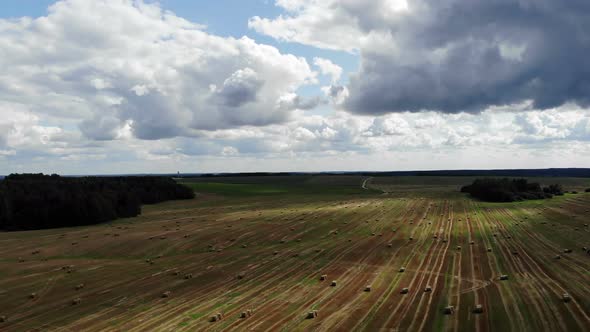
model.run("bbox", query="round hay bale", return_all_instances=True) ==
[161,291,171,298]
[399,267,405,273]
[75,283,85,290]
[562,293,571,303]
[400,288,409,294]
[555,255,561,260]
[306,310,318,319]
[320,274,327,281]
[29,293,37,299]
[71,298,81,305]
[563,249,572,253]
[424,286,432,292]
[443,306,454,315]
[237,273,245,280]
[487,248,492,252]
[473,304,483,314]
[456,246,462,250]
[0,315,7,323]
[331,280,337,287]
[184,273,193,280]
[499,274,509,281]
[364,285,372,292]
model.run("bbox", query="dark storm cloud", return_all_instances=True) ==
[345,0,590,114]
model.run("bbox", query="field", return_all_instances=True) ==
[0,176,589,331]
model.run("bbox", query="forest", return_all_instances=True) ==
[0,174,195,231]
[460,178,564,202]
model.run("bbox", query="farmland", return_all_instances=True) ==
[0,175,589,331]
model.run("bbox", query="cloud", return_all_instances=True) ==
[0,0,317,141]
[253,0,590,114]
[215,68,264,107]
[313,57,343,83]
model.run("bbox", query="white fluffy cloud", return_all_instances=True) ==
[0,0,317,141]
[313,57,342,83]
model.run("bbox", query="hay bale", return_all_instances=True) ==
[387,243,393,248]
[320,274,327,281]
[237,273,245,280]
[161,291,171,298]
[18,257,25,263]
[399,267,405,272]
[241,244,247,248]
[499,274,509,280]
[184,273,193,280]
[469,241,475,245]
[331,280,337,287]
[364,285,372,292]
[562,293,571,303]
[424,285,432,292]
[563,249,572,253]
[409,237,414,241]
[75,283,85,290]
[71,298,81,305]
[0,315,6,323]
[400,288,409,294]
[240,310,253,318]
[443,306,454,315]
[555,255,561,260]
[473,304,483,313]
[442,239,448,243]
[456,246,461,250]
[29,293,37,299]
[306,310,318,319]
[210,313,223,322]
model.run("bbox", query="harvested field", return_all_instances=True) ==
[0,175,588,331]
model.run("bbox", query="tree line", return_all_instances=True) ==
[0,174,195,231]
[461,178,564,202]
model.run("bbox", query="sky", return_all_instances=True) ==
[1,0,590,175]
